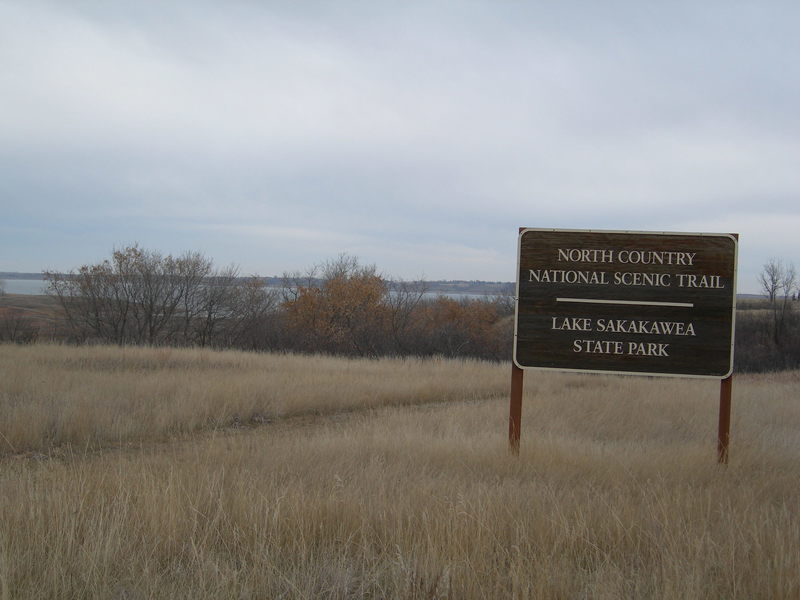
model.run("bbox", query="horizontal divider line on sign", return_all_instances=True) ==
[555,297,695,308]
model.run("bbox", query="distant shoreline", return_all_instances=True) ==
[0,272,765,298]
[0,272,45,280]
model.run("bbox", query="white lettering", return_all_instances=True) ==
[573,339,624,354]
[613,272,672,287]
[552,317,593,331]
[558,249,615,263]
[529,270,610,285]
[627,342,670,357]
[595,319,696,336]
[676,274,725,289]
[617,250,696,266]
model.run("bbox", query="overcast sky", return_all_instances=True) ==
[2,1,799,292]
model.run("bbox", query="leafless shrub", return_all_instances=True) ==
[0,307,39,343]
[44,245,277,348]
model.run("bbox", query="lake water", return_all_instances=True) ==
[1,279,48,295]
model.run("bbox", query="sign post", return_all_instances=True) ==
[717,374,733,464]
[509,362,524,455]
[510,229,738,461]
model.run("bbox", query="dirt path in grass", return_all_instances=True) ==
[2,394,499,465]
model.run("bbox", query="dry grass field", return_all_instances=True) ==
[1,344,799,598]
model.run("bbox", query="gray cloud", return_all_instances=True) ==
[2,1,799,289]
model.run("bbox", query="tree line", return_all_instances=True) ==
[2,246,798,371]
[36,245,513,360]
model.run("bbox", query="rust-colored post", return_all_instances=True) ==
[717,375,733,464]
[509,362,524,455]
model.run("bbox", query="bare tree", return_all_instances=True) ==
[45,245,238,345]
[222,276,280,349]
[759,258,783,302]
[183,265,241,347]
[779,262,797,298]
[0,308,39,343]
[386,278,428,354]
[758,258,798,346]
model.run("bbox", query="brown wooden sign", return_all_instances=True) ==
[513,229,737,378]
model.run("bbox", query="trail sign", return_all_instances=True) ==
[513,229,737,378]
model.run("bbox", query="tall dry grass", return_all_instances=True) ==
[1,344,800,598]
[0,344,506,455]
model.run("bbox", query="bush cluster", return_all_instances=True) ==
[39,247,514,361]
